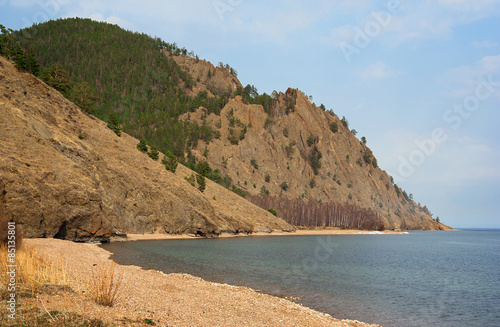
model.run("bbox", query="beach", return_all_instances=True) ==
[23,237,382,326]
[126,229,406,241]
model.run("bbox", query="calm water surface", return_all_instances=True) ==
[102,230,500,327]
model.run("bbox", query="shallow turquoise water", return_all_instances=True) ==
[102,230,500,327]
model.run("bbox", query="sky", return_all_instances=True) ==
[1,0,499,228]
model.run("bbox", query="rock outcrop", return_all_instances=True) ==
[0,56,293,242]
[172,58,451,231]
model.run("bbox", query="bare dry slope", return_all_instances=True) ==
[0,56,292,241]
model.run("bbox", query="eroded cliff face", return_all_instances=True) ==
[167,50,242,97]
[0,56,293,241]
[173,57,450,231]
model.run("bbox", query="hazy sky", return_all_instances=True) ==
[1,0,499,228]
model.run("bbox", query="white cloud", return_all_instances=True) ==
[378,129,500,188]
[440,54,500,99]
[328,1,500,49]
[86,13,132,29]
[356,61,402,80]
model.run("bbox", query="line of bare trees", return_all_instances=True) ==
[247,195,384,231]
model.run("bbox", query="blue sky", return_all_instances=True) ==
[1,0,499,228]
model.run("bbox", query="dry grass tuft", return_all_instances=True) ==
[0,243,68,298]
[0,241,75,326]
[0,304,111,327]
[89,261,123,307]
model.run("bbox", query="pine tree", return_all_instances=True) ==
[137,138,148,152]
[70,81,97,113]
[148,146,159,161]
[10,43,28,71]
[40,63,72,97]
[196,174,206,193]
[309,146,323,175]
[26,49,40,76]
[161,151,178,173]
[0,25,14,57]
[107,112,122,136]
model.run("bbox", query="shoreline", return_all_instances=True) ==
[125,228,408,241]
[25,238,382,326]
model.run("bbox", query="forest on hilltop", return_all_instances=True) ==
[11,18,277,167]
[12,18,229,158]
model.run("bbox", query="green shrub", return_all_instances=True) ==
[162,151,178,173]
[239,125,247,140]
[228,128,239,144]
[307,134,315,147]
[70,81,97,114]
[195,161,212,177]
[309,178,316,188]
[231,185,247,197]
[185,174,196,186]
[250,158,258,170]
[137,138,148,152]
[285,141,296,158]
[363,149,373,165]
[40,63,72,97]
[148,146,159,161]
[341,116,349,128]
[196,174,206,193]
[329,121,338,133]
[107,112,122,136]
[309,146,322,175]
[267,208,277,216]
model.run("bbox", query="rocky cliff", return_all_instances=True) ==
[170,54,450,231]
[0,56,293,241]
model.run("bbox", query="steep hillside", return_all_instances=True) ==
[0,56,293,241]
[11,18,451,230]
[177,85,446,230]
[160,50,450,230]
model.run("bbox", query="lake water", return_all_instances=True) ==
[101,230,500,327]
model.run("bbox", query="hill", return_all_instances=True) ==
[10,18,451,231]
[0,55,293,241]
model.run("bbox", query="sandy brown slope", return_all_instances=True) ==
[0,56,292,241]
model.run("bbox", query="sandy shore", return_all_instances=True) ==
[25,238,382,327]
[126,229,406,241]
